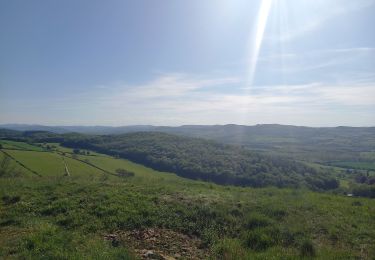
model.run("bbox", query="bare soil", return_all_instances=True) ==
[104,228,209,259]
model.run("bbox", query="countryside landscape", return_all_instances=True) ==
[1,0,375,259]
[0,125,374,259]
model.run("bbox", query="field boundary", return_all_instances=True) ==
[0,149,42,177]
[56,151,118,177]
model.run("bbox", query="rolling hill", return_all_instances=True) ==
[53,132,338,190]
[2,124,374,163]
[0,139,374,259]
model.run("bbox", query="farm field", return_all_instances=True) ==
[4,150,104,178]
[328,161,375,171]
[0,139,45,151]
[1,141,375,259]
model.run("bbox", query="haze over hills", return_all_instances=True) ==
[2,123,375,162]
[2,123,375,135]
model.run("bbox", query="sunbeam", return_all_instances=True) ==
[240,0,274,128]
[246,0,274,88]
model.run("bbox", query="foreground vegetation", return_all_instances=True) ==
[0,141,375,259]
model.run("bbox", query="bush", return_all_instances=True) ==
[213,238,247,260]
[300,239,316,257]
[243,229,274,251]
[116,168,135,178]
[352,185,375,198]
[2,195,21,205]
[244,213,272,230]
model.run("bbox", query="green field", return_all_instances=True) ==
[0,140,45,151]
[329,161,375,171]
[5,149,105,178]
[0,151,35,177]
[1,141,375,259]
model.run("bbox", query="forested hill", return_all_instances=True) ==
[56,132,338,190]
[157,125,375,162]
[2,124,374,162]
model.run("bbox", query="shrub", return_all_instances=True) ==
[115,168,135,178]
[213,238,247,260]
[244,213,272,230]
[352,185,375,198]
[300,239,316,257]
[351,201,363,206]
[2,195,21,205]
[243,229,274,251]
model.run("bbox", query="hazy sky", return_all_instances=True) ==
[1,0,375,126]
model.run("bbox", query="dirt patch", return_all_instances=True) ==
[105,228,209,259]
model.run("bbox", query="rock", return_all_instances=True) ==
[143,250,164,259]
[104,234,117,240]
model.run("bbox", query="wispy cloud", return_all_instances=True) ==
[1,73,374,126]
[255,47,375,85]
[74,74,375,126]
[122,74,239,98]
[268,0,375,42]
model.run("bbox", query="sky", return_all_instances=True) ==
[0,0,375,126]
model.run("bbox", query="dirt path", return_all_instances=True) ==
[62,156,70,176]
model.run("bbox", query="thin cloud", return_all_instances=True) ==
[85,74,375,125]
[2,74,374,126]
[268,0,375,42]
[257,47,375,80]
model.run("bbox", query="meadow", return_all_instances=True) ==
[0,141,375,259]
[328,161,375,171]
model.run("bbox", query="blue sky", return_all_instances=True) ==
[1,0,374,126]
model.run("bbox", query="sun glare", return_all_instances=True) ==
[246,0,274,88]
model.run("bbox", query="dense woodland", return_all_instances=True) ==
[2,124,375,163]
[4,128,375,193]
[26,131,339,190]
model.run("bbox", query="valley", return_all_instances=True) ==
[1,133,375,259]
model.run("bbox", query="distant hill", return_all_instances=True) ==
[159,124,375,162]
[0,124,157,134]
[1,124,374,162]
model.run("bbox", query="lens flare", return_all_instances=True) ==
[247,0,273,88]
[239,0,274,133]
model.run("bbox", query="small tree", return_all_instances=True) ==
[73,149,80,154]
[300,240,316,257]
[116,168,135,178]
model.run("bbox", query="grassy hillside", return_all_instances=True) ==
[0,139,45,151]
[5,150,104,178]
[0,141,375,259]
